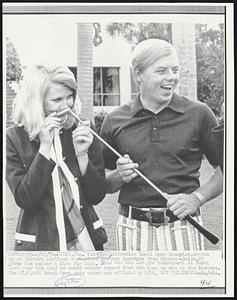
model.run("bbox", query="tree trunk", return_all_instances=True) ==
[77,23,94,122]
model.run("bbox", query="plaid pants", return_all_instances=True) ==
[116,215,204,251]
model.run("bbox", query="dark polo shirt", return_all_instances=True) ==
[100,93,219,208]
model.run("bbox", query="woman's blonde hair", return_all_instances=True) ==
[131,38,177,85]
[12,63,80,140]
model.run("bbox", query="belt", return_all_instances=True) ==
[119,204,200,226]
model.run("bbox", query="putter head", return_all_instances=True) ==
[56,107,76,129]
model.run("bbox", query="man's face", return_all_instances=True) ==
[138,51,180,104]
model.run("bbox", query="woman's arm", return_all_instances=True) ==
[76,123,106,205]
[6,115,60,211]
[6,131,56,211]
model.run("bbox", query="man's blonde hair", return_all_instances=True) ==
[12,63,80,140]
[131,38,177,85]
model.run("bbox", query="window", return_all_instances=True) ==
[93,67,120,106]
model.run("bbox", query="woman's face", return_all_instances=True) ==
[137,50,180,105]
[43,82,74,116]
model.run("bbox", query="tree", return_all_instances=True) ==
[106,23,172,47]
[77,23,94,121]
[6,37,22,82]
[195,24,224,117]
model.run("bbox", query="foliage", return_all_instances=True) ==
[106,23,172,47]
[195,24,224,117]
[94,110,107,133]
[6,37,22,83]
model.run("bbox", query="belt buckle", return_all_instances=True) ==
[146,208,170,227]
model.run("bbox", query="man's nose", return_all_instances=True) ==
[166,69,176,80]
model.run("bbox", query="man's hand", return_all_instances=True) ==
[166,193,201,219]
[116,154,139,183]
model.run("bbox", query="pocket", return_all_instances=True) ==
[14,232,36,251]
[82,206,108,246]
[93,218,104,230]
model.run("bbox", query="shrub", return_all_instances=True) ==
[94,110,108,133]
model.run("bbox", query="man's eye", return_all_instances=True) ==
[156,70,165,74]
[172,68,179,74]
[52,98,62,102]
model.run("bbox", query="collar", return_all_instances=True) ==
[130,94,145,116]
[130,93,185,117]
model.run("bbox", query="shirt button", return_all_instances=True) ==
[59,130,63,135]
[62,156,66,161]
[16,240,22,246]
[80,205,83,209]
[74,177,78,182]
[153,127,157,130]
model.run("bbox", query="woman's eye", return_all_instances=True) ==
[52,98,62,102]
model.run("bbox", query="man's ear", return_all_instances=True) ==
[135,69,142,84]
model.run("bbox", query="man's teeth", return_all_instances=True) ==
[161,85,173,90]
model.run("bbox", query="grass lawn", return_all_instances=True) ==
[4,158,223,251]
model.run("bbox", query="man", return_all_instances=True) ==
[100,38,223,251]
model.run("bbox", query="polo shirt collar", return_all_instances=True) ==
[168,93,185,114]
[130,93,185,116]
[130,94,144,116]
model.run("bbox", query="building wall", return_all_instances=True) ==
[93,25,132,113]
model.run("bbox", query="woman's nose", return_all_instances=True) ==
[67,98,74,108]
[59,99,68,110]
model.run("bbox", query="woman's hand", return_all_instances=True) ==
[72,120,93,157]
[116,154,139,183]
[39,113,60,159]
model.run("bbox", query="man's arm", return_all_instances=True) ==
[105,169,124,194]
[105,154,139,194]
[192,166,223,205]
[167,166,223,219]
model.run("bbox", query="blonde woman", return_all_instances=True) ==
[6,64,107,251]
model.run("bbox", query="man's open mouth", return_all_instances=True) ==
[161,84,173,92]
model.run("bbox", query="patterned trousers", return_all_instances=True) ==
[116,214,204,251]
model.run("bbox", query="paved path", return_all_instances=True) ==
[5,159,223,251]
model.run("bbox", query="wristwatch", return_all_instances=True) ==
[192,191,205,206]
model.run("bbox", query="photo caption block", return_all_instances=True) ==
[4,251,224,288]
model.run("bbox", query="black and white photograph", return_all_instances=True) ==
[2,2,234,298]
